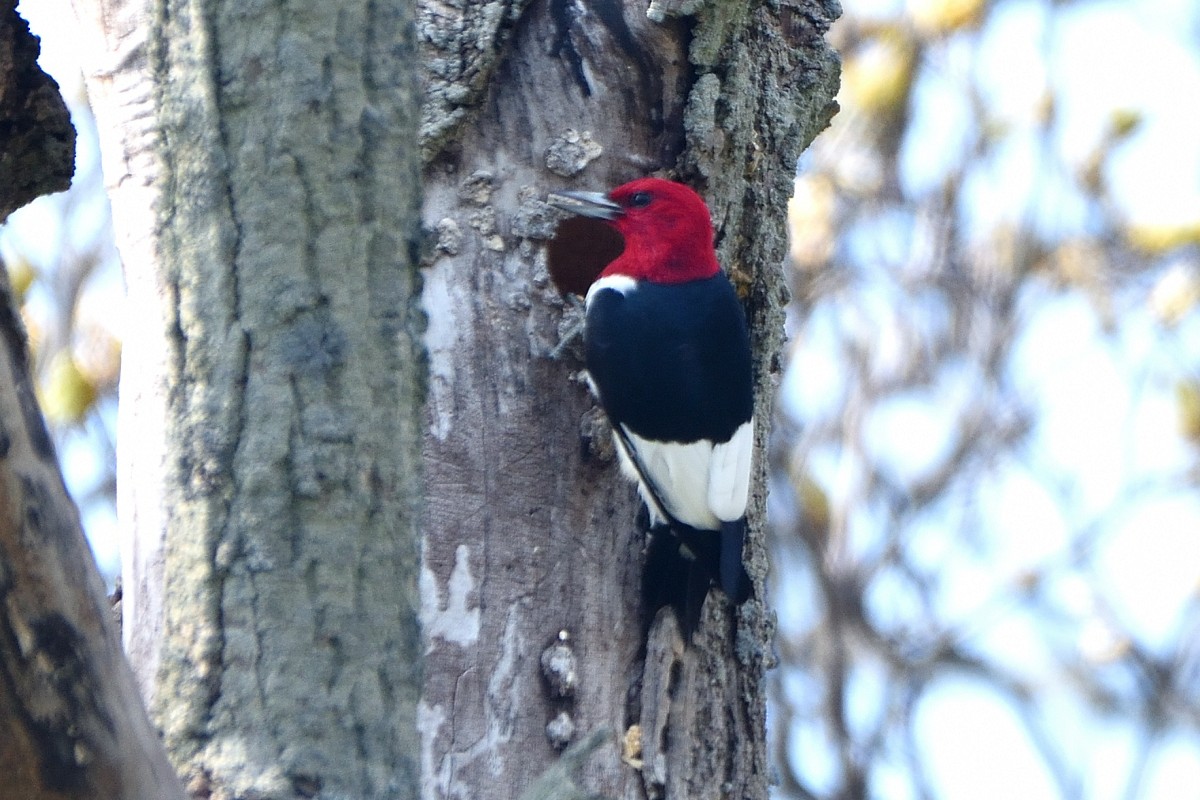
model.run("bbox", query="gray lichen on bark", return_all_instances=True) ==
[79,0,429,797]
[418,0,535,160]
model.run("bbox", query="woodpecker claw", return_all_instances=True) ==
[549,316,585,359]
[549,295,587,359]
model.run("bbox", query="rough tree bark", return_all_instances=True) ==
[73,0,427,797]
[0,5,183,797]
[418,2,839,799]
[0,269,186,800]
[0,0,74,218]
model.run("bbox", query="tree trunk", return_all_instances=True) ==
[74,0,427,796]
[0,0,74,219]
[417,2,839,799]
[0,269,186,800]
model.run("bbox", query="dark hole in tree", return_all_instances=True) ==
[546,216,624,296]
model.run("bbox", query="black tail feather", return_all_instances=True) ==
[641,526,711,638]
[720,519,752,604]
[641,520,752,639]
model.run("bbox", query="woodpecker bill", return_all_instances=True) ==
[547,178,754,611]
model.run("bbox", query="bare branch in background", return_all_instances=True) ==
[772,1,1200,796]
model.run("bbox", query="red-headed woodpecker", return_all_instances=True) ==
[547,178,754,620]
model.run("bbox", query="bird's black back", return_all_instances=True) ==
[584,274,753,445]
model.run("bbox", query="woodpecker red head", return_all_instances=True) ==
[547,178,754,625]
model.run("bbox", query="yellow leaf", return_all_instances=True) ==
[788,175,836,271]
[1176,381,1200,443]
[842,30,916,115]
[5,253,36,304]
[1127,222,1200,255]
[1107,108,1143,141]
[909,0,986,35]
[40,353,98,426]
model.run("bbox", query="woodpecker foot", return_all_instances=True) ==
[549,296,586,359]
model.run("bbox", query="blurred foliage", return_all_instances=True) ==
[772,0,1200,798]
[0,85,120,576]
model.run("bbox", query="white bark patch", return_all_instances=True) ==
[420,544,481,650]
[421,261,462,440]
[432,607,525,798]
[417,700,447,800]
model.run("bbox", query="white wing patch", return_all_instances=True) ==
[708,420,753,521]
[614,419,754,531]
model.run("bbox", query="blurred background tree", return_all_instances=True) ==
[6,0,1200,798]
[771,0,1200,797]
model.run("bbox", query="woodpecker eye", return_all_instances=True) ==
[628,192,653,208]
